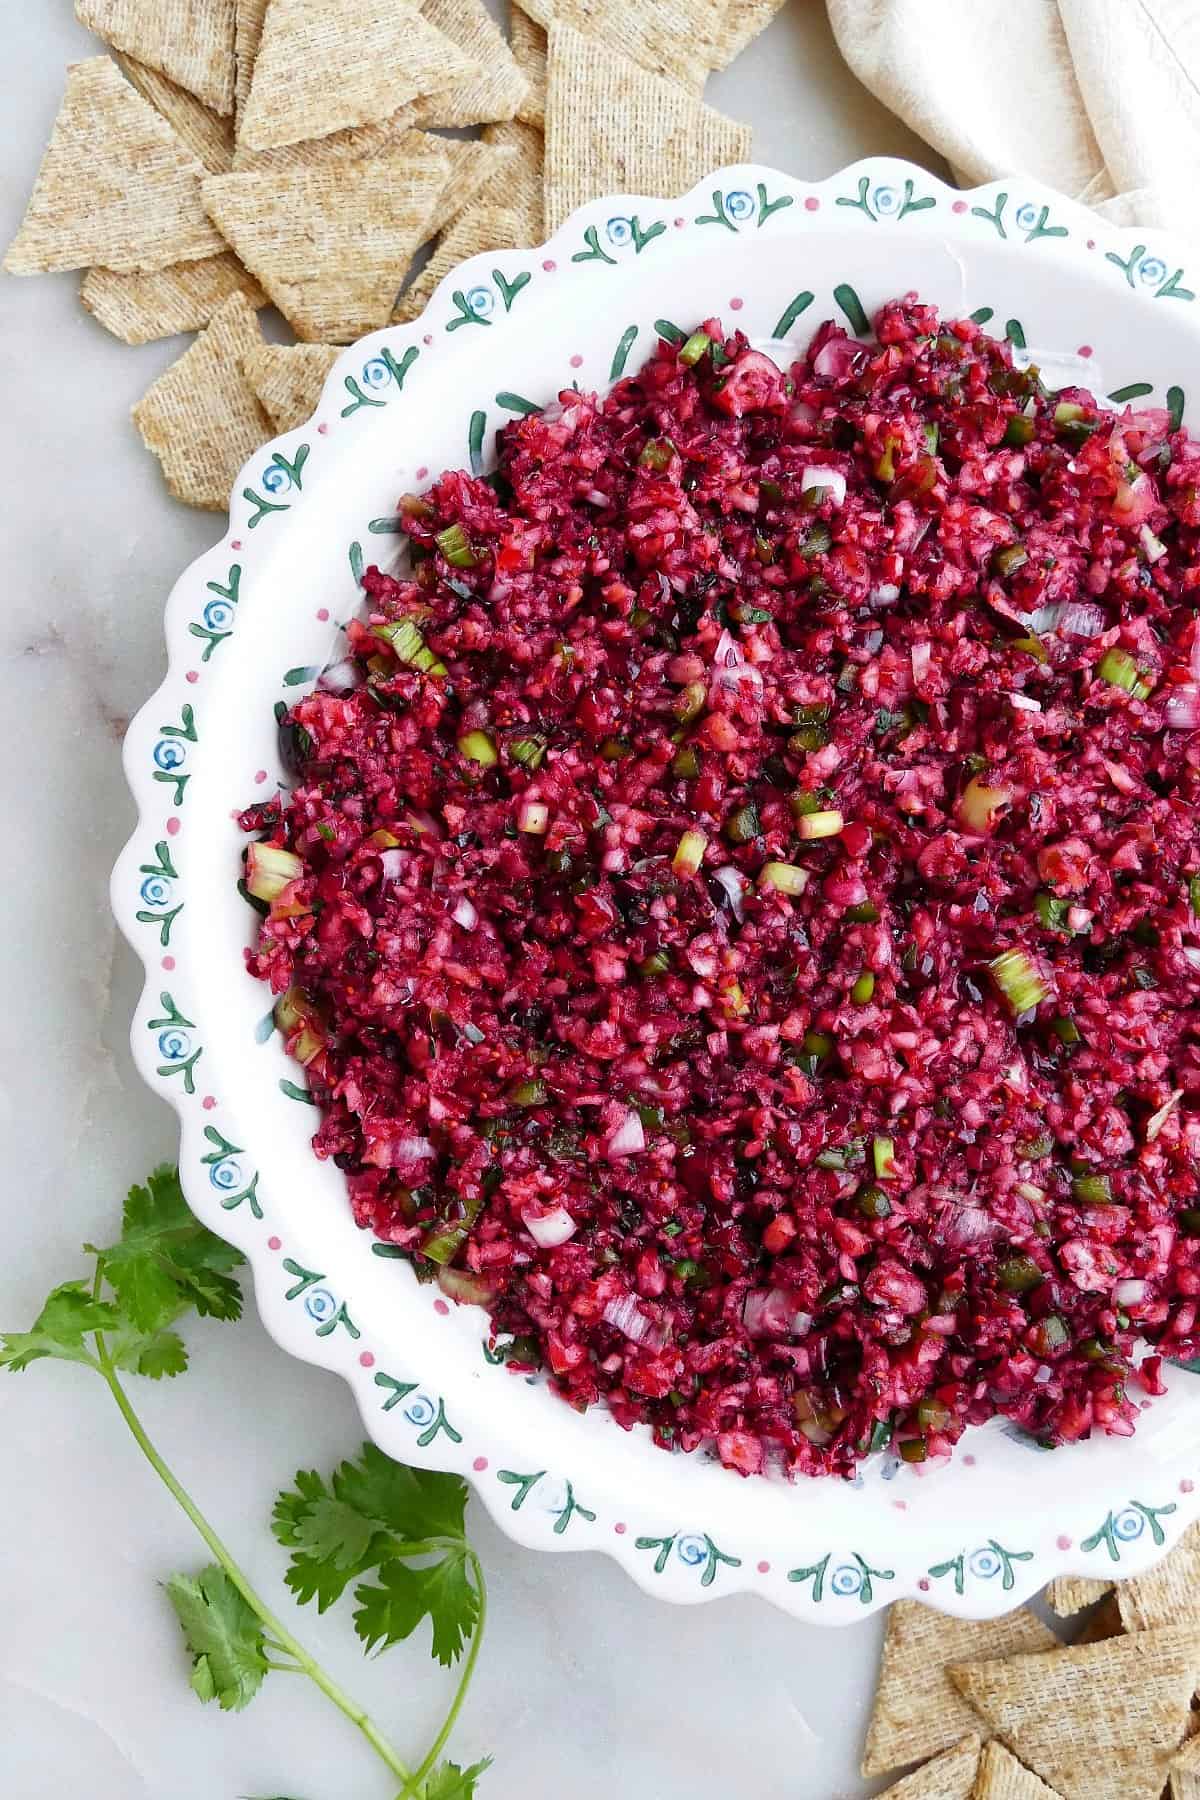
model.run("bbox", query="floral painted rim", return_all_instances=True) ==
[113,158,1200,1624]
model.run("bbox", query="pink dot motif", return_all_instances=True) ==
[254,769,267,785]
[757,1559,770,1574]
[202,1095,216,1110]
[473,1456,489,1472]
[614,1521,627,1535]
[186,671,199,684]
[1182,1479,1196,1494]
[674,216,686,228]
[569,353,583,368]
[231,540,242,551]
[918,1577,930,1591]
[542,259,557,272]
[423,334,433,346]
[804,196,820,212]
[952,200,968,214]
[1077,344,1093,358]
[267,1235,282,1251]
[416,465,429,481]
[1057,1535,1072,1550]
[166,817,180,836]
[316,607,330,622]
[729,296,743,311]
[433,1298,450,1315]
[359,1351,375,1368]
[162,956,175,971]
[318,423,329,436]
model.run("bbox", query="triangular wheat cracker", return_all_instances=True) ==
[518,0,725,88]
[76,0,237,114]
[116,53,234,172]
[711,0,788,68]
[242,343,339,433]
[132,290,268,509]
[232,112,414,174]
[1044,1577,1112,1618]
[949,1626,1200,1800]
[5,59,225,276]
[234,0,266,125]
[203,150,449,341]
[480,120,544,242]
[861,1601,1057,1778]
[238,0,480,151]
[511,7,548,128]
[972,1741,1063,1800]
[394,205,524,323]
[877,1735,982,1799]
[1116,1523,1200,1633]
[411,0,529,128]
[82,252,266,343]
[1172,1734,1200,1800]
[544,25,751,235]
[419,136,518,238]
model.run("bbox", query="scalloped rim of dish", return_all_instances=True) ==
[112,157,1200,1624]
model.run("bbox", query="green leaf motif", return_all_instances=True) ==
[493,267,531,310]
[773,289,814,338]
[166,1565,269,1711]
[571,224,616,266]
[610,324,638,380]
[467,409,487,476]
[833,283,870,336]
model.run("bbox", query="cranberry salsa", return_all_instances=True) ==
[241,297,1200,1479]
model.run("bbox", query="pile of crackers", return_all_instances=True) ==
[864,1524,1200,1800]
[4,0,779,510]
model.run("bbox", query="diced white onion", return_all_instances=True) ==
[606,1109,645,1158]
[1146,1090,1183,1142]
[1114,1278,1148,1306]
[517,798,549,834]
[1010,692,1042,712]
[602,1293,654,1342]
[1166,684,1200,730]
[800,466,847,506]
[712,865,747,922]
[378,849,407,883]
[318,657,365,693]
[522,1205,577,1248]
[451,896,478,930]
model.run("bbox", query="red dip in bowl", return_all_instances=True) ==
[241,296,1200,1479]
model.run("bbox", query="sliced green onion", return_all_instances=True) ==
[1011,633,1048,664]
[725,803,760,844]
[844,901,880,924]
[1052,1016,1082,1045]
[801,1029,834,1065]
[872,1136,897,1180]
[672,745,700,778]
[1003,410,1036,448]
[245,841,303,903]
[990,949,1048,1015]
[274,986,316,1034]
[457,730,497,766]
[873,435,900,483]
[800,521,832,557]
[1071,1173,1112,1204]
[435,523,478,568]
[601,736,633,761]
[679,330,712,366]
[796,809,843,840]
[1190,874,1200,918]
[959,776,1013,832]
[674,681,706,724]
[509,735,547,770]
[1053,401,1085,425]
[790,789,822,818]
[851,970,876,1004]
[639,950,671,977]
[898,1437,928,1464]
[922,423,939,455]
[916,1399,951,1430]
[991,542,1029,579]
[509,1077,548,1107]
[1098,648,1152,698]
[858,1185,893,1220]
[997,1255,1044,1293]
[398,492,435,521]
[373,618,447,677]
[758,861,809,896]
[639,437,675,472]
[420,1194,484,1266]
[1031,1314,1069,1354]
[1035,893,1071,932]
[673,828,708,875]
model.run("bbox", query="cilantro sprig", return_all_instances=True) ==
[3,1165,491,1798]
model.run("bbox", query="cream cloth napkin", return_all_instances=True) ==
[827,0,1200,241]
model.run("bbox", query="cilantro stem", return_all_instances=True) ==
[93,1340,418,1792]
[405,1551,488,1794]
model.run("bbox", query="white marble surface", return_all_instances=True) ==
[0,8,948,1797]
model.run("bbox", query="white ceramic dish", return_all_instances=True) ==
[112,157,1200,1623]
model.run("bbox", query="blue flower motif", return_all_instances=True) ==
[676,1533,708,1568]
[208,1158,243,1192]
[1138,256,1168,288]
[536,1476,568,1515]
[872,185,901,218]
[203,597,235,631]
[153,738,187,771]
[404,1392,436,1427]
[157,1027,192,1060]
[726,189,754,222]
[606,216,634,247]
[304,1287,336,1324]
[830,1563,864,1597]
[261,462,291,495]
[969,1546,1003,1580]
[1115,1506,1146,1541]
[139,874,173,907]
[362,356,395,389]
[464,285,495,320]
[1015,202,1039,231]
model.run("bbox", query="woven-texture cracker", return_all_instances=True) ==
[82,252,266,344]
[234,0,266,124]
[203,150,449,341]
[1044,1577,1113,1618]
[238,0,480,151]
[411,0,529,129]
[519,0,725,89]
[1171,1734,1200,1800]
[1116,1523,1200,1632]
[711,0,788,68]
[511,7,548,128]
[422,136,518,237]
[972,1741,1064,1800]
[242,344,339,434]
[877,1735,982,1799]
[116,53,234,172]
[479,120,544,242]
[76,0,237,114]
[5,59,225,277]
[544,25,751,235]
[394,205,524,323]
[132,290,268,509]
[949,1625,1200,1800]
[232,112,414,174]
[861,1601,1057,1778]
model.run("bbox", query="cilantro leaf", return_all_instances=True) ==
[273,1448,471,1616]
[89,1165,244,1332]
[418,1759,493,1799]
[108,1326,190,1380]
[353,1550,480,1667]
[166,1565,269,1711]
[0,1281,121,1372]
